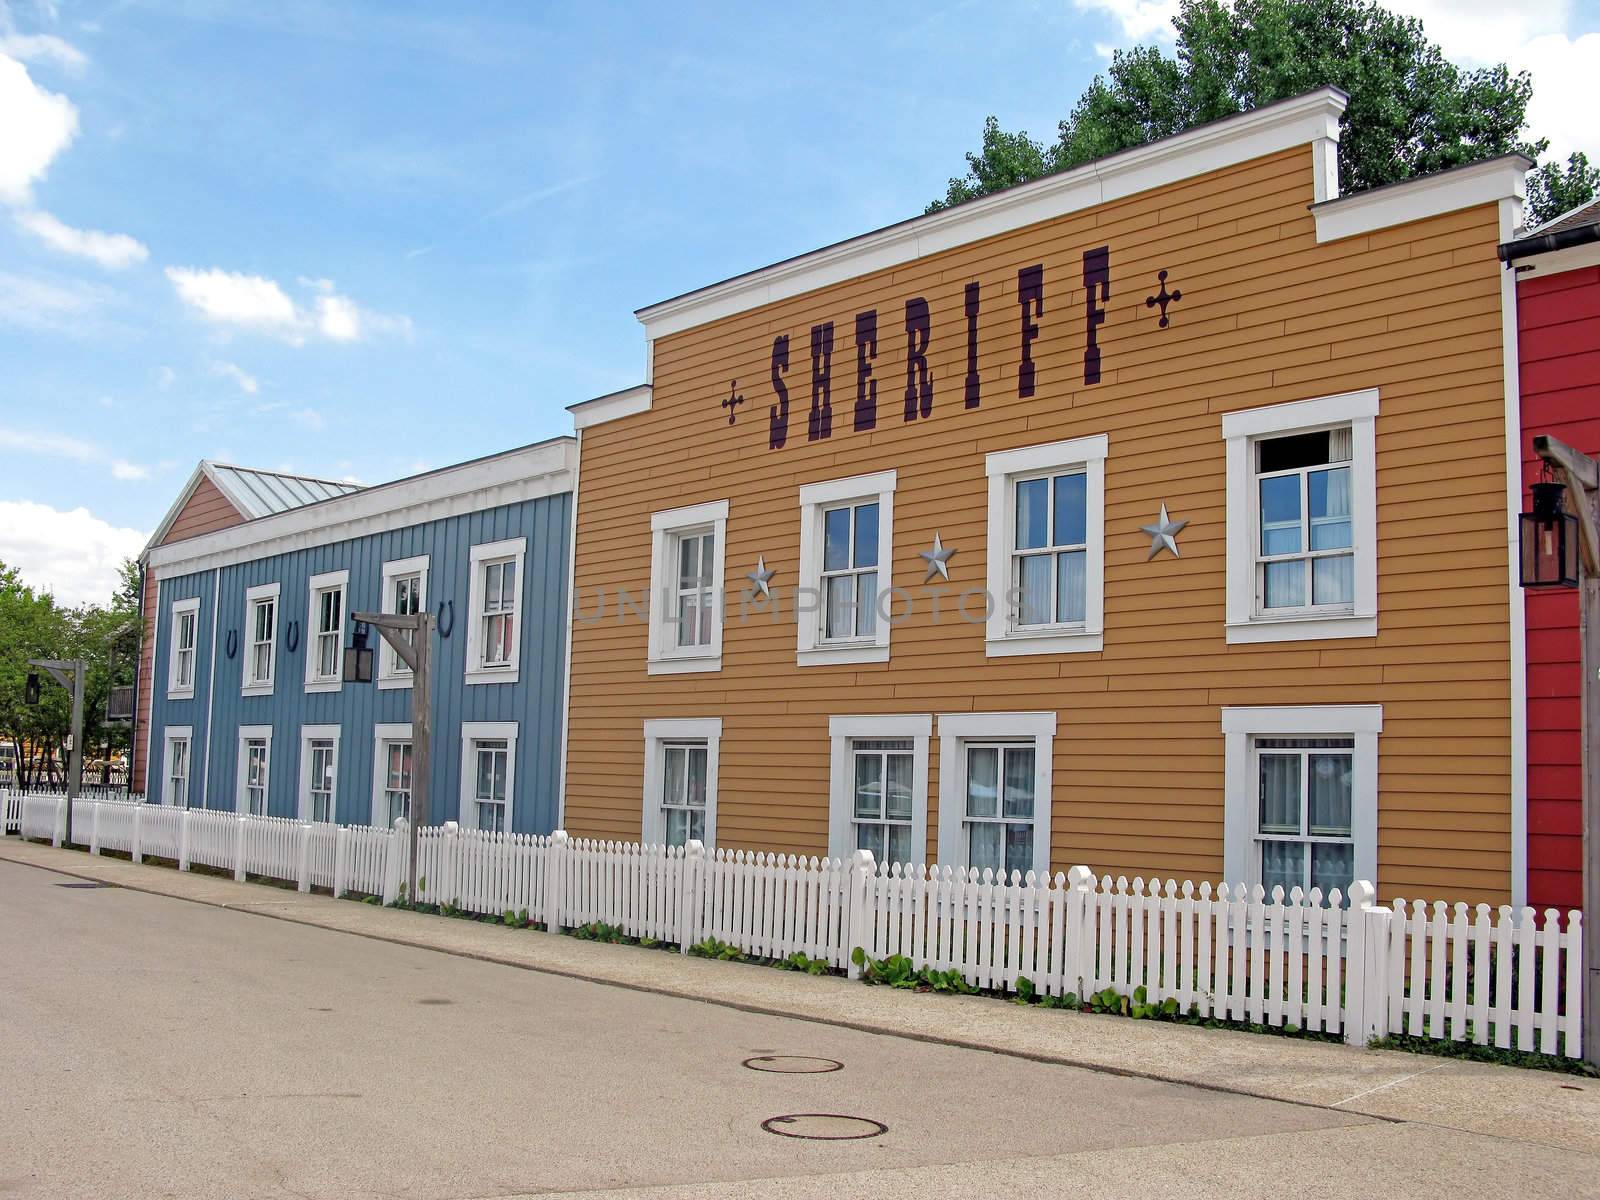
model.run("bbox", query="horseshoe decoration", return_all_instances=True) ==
[225,629,238,660]
[437,599,455,639]
[284,620,300,653]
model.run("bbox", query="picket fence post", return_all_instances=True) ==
[1065,864,1095,996]
[53,796,65,847]
[845,848,876,979]
[543,830,569,932]
[1343,879,1391,1046]
[90,799,101,856]
[233,816,248,881]
[678,839,704,953]
[441,821,459,908]
[178,808,192,871]
[131,803,144,863]
[296,822,312,893]
[383,818,407,905]
[332,825,349,898]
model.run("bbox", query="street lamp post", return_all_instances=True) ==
[345,611,434,902]
[1519,434,1599,1067]
[25,659,85,846]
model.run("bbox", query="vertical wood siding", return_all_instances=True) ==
[565,144,1517,904]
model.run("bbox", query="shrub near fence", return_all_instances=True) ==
[2,791,1583,1057]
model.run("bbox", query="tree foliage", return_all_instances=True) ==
[1526,153,1600,230]
[928,0,1586,225]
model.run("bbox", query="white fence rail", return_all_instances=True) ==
[4,791,1582,1057]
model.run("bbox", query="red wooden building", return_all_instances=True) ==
[1505,200,1600,912]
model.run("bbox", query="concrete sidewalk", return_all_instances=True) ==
[3,836,1594,1157]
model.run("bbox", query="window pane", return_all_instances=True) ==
[689,808,705,843]
[666,807,689,847]
[1017,554,1052,625]
[1308,467,1352,550]
[677,595,701,647]
[885,823,911,867]
[966,747,998,818]
[1055,551,1086,624]
[853,503,879,568]
[1262,560,1305,609]
[856,822,885,862]
[824,575,855,639]
[685,746,707,806]
[1311,842,1353,898]
[476,749,493,800]
[1002,747,1035,818]
[884,753,913,820]
[1258,754,1301,833]
[1053,473,1087,546]
[853,753,883,819]
[1308,753,1353,836]
[823,507,851,572]
[485,563,501,609]
[678,535,700,589]
[1005,823,1033,878]
[501,561,515,604]
[1259,475,1302,555]
[855,571,877,638]
[1261,840,1304,895]
[1015,478,1048,550]
[968,822,1002,874]
[1258,430,1330,473]
[662,746,685,806]
[1312,554,1354,606]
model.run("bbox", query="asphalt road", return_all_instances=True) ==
[0,857,1591,1199]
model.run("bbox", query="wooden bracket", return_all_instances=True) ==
[1534,434,1600,574]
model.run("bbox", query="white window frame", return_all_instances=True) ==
[797,471,896,667]
[303,569,349,693]
[1222,705,1381,892]
[297,724,341,823]
[235,724,273,815]
[162,726,193,808]
[646,499,729,675]
[378,554,429,690]
[935,711,1056,878]
[466,537,526,685]
[242,582,280,697]
[458,720,518,833]
[371,722,414,829]
[1223,389,1378,644]
[641,717,722,847]
[827,714,931,864]
[167,597,200,700]
[984,435,1107,657]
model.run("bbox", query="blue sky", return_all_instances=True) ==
[2,0,1597,604]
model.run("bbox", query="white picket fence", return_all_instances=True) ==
[3,791,1582,1056]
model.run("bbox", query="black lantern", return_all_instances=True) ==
[1520,475,1580,589]
[24,672,40,706]
[343,620,374,683]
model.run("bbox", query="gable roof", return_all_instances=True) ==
[141,461,362,559]
[1526,198,1600,237]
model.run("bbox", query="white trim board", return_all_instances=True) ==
[827,714,932,863]
[296,724,341,823]
[568,384,652,430]
[646,499,729,676]
[1312,154,1529,244]
[1498,195,1529,909]
[641,717,722,848]
[1507,241,1600,280]
[371,722,414,829]
[633,89,1349,341]
[934,711,1057,878]
[458,720,519,833]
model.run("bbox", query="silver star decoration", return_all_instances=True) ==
[1140,502,1188,560]
[745,555,775,599]
[918,532,956,581]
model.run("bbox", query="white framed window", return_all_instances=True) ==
[236,724,272,815]
[378,554,429,689]
[1223,389,1378,643]
[167,597,200,700]
[466,537,526,685]
[242,583,280,696]
[302,570,348,692]
[372,723,414,828]
[797,471,895,666]
[297,724,340,823]
[459,720,518,833]
[1222,705,1381,896]
[163,727,193,808]
[647,500,728,675]
[936,712,1055,879]
[827,715,931,866]
[984,435,1107,657]
[642,717,721,847]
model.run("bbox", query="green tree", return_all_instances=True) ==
[0,562,70,787]
[1525,153,1600,229]
[928,0,1568,219]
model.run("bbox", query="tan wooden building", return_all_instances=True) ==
[560,87,1533,907]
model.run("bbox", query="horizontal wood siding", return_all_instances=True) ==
[1518,263,1600,911]
[165,476,245,542]
[565,144,1516,904]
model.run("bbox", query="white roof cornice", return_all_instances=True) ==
[1312,154,1531,244]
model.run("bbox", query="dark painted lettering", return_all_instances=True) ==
[769,334,790,450]
[964,281,980,409]
[1082,246,1109,386]
[854,310,877,431]
[1018,264,1043,397]
[903,297,932,421]
[808,322,834,440]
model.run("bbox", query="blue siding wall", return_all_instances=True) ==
[148,492,571,834]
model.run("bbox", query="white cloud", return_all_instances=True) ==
[14,207,147,268]
[0,51,77,205]
[0,499,145,607]
[289,407,326,431]
[155,365,175,389]
[0,32,86,71]
[0,268,106,332]
[166,266,411,344]
[1072,0,1178,42]
[0,427,148,481]
[209,359,258,394]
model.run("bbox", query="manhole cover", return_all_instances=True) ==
[761,1114,887,1141]
[743,1055,843,1074]
[56,882,113,889]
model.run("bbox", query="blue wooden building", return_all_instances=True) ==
[141,439,575,835]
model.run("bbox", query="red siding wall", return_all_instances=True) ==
[1519,262,1600,911]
